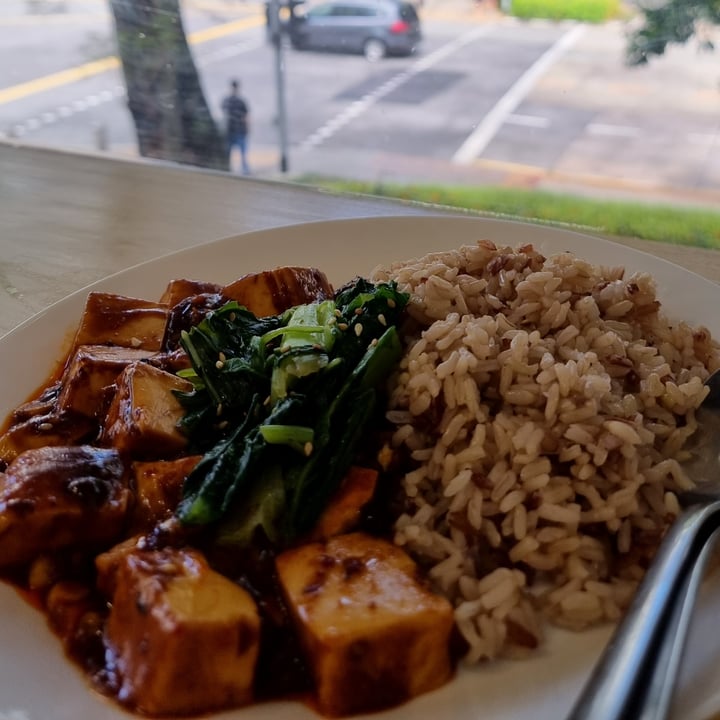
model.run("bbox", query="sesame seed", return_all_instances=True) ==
[219,352,227,362]
[303,441,313,456]
[355,323,363,337]
[216,403,223,416]
[334,309,342,317]
[354,307,363,316]
[338,322,348,331]
[369,338,378,348]
[387,298,396,308]
[263,395,271,406]
[229,312,237,321]
[280,344,290,353]
[215,360,224,369]
[217,420,229,430]
[328,317,337,326]
[38,422,53,432]
[130,336,142,348]
[378,313,387,326]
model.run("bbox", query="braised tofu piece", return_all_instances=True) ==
[106,548,260,716]
[0,446,129,568]
[0,411,96,465]
[132,455,201,530]
[276,532,454,716]
[102,362,192,458]
[311,466,378,540]
[223,267,333,317]
[57,345,156,419]
[159,278,223,308]
[72,292,169,351]
[95,535,147,598]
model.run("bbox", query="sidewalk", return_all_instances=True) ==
[253,143,720,210]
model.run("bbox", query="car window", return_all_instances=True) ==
[330,5,378,17]
[399,4,419,21]
[307,3,334,18]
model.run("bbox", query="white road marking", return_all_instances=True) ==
[300,25,493,150]
[506,113,551,128]
[587,123,640,137]
[453,23,586,165]
[688,132,719,145]
[3,36,261,138]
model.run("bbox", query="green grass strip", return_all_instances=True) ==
[509,0,619,23]
[297,178,720,249]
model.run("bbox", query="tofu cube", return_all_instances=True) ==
[159,278,223,308]
[57,345,156,419]
[276,532,454,716]
[0,445,130,568]
[0,411,96,465]
[102,362,192,458]
[95,535,146,598]
[223,267,333,317]
[131,455,201,530]
[311,466,378,540]
[107,548,260,716]
[72,292,169,351]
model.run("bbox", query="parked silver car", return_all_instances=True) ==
[289,0,422,61]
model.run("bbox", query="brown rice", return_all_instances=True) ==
[372,240,720,664]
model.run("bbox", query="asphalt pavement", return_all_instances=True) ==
[277,0,720,209]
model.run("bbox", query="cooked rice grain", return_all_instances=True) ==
[373,240,720,664]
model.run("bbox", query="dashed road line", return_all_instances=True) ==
[4,85,126,139]
[688,132,719,146]
[300,25,492,151]
[587,123,640,138]
[505,113,551,128]
[3,35,261,140]
[452,23,586,164]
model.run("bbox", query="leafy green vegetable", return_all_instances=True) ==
[174,277,408,545]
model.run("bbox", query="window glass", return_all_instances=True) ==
[1,0,718,246]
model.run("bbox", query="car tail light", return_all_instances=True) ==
[389,19,410,34]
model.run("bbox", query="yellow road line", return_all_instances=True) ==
[0,13,263,107]
[0,56,120,105]
[187,13,263,43]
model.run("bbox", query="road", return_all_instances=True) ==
[0,0,718,206]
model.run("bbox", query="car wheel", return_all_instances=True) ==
[363,38,386,62]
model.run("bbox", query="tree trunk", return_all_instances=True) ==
[109,0,228,171]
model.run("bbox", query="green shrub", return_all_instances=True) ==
[509,0,619,23]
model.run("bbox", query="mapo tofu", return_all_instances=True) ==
[0,265,453,719]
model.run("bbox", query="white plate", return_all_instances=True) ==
[1,216,719,720]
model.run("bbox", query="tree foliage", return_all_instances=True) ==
[109,0,228,170]
[627,0,720,65]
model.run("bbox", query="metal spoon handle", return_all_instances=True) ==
[566,498,720,720]
[634,523,720,720]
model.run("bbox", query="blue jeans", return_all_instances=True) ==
[227,133,250,175]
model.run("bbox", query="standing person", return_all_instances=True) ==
[222,79,251,175]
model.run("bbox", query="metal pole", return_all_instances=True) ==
[269,0,289,173]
